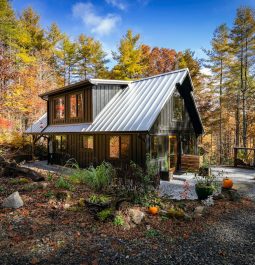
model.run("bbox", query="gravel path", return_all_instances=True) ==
[2,206,254,265]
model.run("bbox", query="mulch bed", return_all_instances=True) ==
[0,170,254,265]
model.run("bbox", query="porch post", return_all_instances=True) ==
[31,135,35,161]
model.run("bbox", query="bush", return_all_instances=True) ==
[68,161,116,192]
[113,214,125,226]
[55,176,74,191]
[88,194,111,204]
[97,208,113,221]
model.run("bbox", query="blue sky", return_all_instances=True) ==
[12,0,255,65]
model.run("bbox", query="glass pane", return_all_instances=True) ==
[70,95,77,118]
[77,94,83,117]
[121,135,130,159]
[55,135,61,151]
[109,136,119,158]
[54,97,65,119]
[83,135,93,149]
[61,135,67,151]
[173,94,183,121]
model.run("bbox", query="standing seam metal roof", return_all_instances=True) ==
[25,69,195,134]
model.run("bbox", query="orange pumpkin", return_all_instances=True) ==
[222,178,233,189]
[148,206,159,215]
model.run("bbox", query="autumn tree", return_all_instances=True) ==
[76,34,108,80]
[230,7,255,148]
[204,24,230,163]
[112,30,146,80]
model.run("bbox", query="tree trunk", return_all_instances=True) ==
[219,58,223,164]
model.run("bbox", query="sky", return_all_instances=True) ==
[11,0,255,66]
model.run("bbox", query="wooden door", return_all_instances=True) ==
[169,135,177,172]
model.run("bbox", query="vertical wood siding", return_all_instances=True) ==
[55,133,147,168]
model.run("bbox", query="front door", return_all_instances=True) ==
[169,135,177,172]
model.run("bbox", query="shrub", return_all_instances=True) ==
[88,194,111,204]
[9,178,30,185]
[145,229,160,238]
[0,186,4,193]
[55,176,74,191]
[97,208,113,221]
[68,161,115,191]
[113,214,125,226]
[44,191,54,198]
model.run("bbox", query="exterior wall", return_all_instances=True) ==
[92,84,123,119]
[150,89,193,135]
[47,84,125,125]
[48,87,92,125]
[52,133,147,168]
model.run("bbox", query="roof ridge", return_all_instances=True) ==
[131,68,189,84]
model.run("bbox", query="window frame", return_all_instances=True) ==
[172,92,184,122]
[69,92,83,119]
[54,135,67,153]
[53,96,65,120]
[82,135,94,151]
[108,135,131,160]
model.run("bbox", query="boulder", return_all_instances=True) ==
[194,206,205,214]
[221,188,241,202]
[128,208,145,225]
[2,191,24,209]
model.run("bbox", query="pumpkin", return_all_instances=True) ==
[148,206,159,215]
[222,178,233,189]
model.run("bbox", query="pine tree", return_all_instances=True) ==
[204,24,230,164]
[230,7,255,148]
[112,30,146,80]
[76,34,108,80]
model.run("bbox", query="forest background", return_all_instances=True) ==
[1,0,255,165]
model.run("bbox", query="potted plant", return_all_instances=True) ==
[160,155,170,181]
[194,174,216,200]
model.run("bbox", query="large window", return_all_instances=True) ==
[69,93,83,118]
[173,92,184,121]
[151,136,168,159]
[54,97,65,119]
[83,135,94,150]
[182,134,196,155]
[109,135,130,159]
[55,135,67,152]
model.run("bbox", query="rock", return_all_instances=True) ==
[213,193,225,200]
[128,208,145,225]
[194,206,205,214]
[2,191,24,209]
[194,213,202,219]
[221,188,241,202]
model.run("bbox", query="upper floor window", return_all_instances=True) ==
[69,93,83,118]
[173,92,184,121]
[109,135,130,159]
[54,97,65,120]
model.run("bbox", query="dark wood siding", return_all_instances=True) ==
[48,87,92,125]
[92,84,123,119]
[150,88,193,135]
[53,133,146,168]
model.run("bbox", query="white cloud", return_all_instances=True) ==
[72,2,121,36]
[105,0,127,10]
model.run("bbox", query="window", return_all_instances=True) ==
[109,135,130,159]
[69,93,83,118]
[151,136,168,159]
[182,134,196,155]
[54,97,65,119]
[173,92,184,121]
[109,136,120,158]
[55,135,67,152]
[83,135,94,150]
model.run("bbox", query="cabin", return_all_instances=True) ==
[25,69,204,177]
